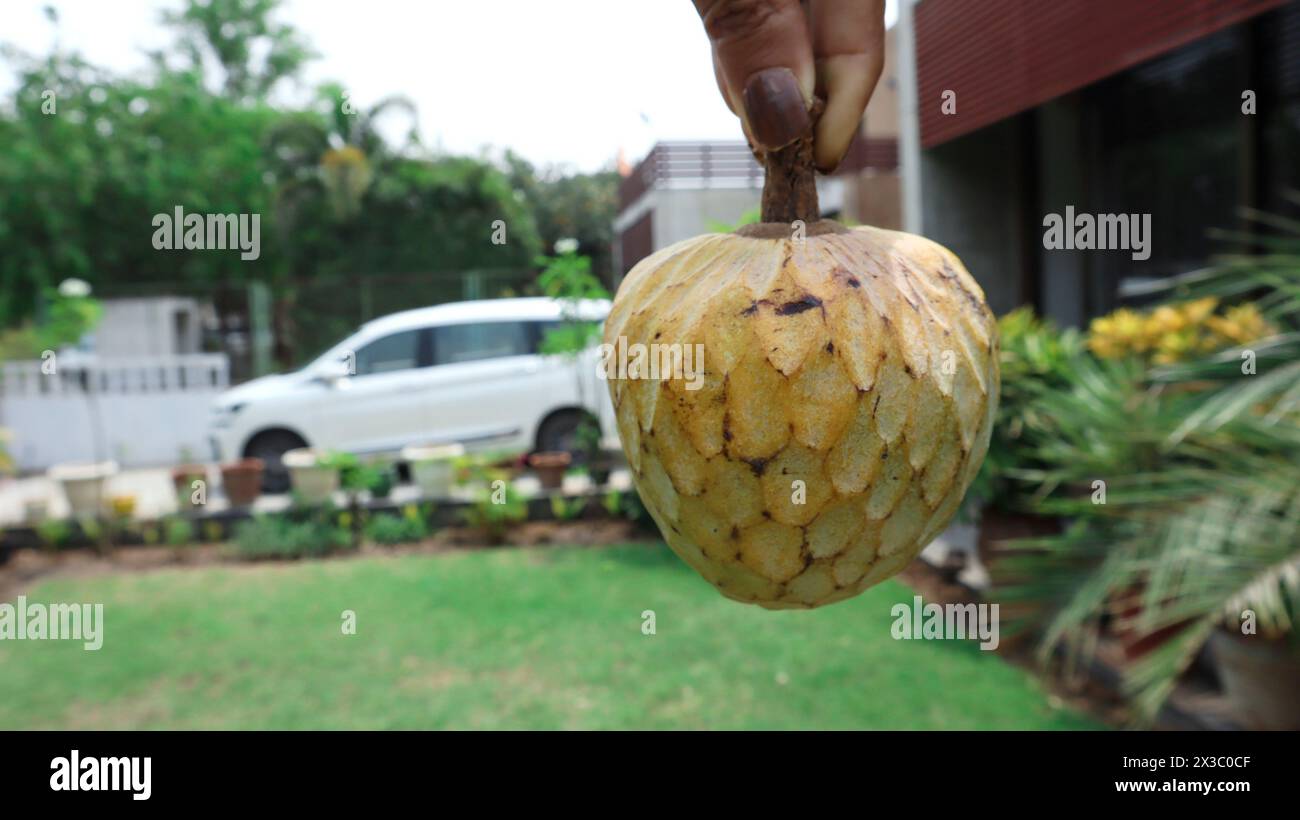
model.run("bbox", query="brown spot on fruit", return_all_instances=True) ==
[775,295,822,316]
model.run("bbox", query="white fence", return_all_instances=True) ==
[0,354,230,471]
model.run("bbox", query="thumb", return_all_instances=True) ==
[696,0,816,152]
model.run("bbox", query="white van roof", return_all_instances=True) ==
[360,297,611,336]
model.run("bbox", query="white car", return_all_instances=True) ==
[209,297,615,491]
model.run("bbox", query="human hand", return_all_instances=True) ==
[694,0,886,172]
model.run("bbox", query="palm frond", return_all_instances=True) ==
[990,204,1300,722]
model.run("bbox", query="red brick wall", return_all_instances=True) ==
[617,212,653,276]
[916,0,1286,147]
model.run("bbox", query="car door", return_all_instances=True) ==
[309,327,433,454]
[417,320,550,451]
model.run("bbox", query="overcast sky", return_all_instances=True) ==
[3,1,897,173]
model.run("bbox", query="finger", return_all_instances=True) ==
[695,0,816,151]
[711,47,759,152]
[808,0,885,172]
[710,47,738,116]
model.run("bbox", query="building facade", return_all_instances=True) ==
[613,30,902,279]
[899,0,1300,325]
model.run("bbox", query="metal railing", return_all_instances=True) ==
[0,354,230,398]
[618,137,900,210]
[619,141,763,209]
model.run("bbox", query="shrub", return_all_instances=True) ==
[549,495,586,521]
[164,517,195,546]
[967,308,1085,515]
[36,519,72,549]
[461,477,527,542]
[234,513,349,559]
[602,488,656,531]
[364,509,427,545]
[994,209,1300,721]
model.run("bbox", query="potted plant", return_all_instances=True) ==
[574,416,615,485]
[460,475,528,544]
[282,448,341,505]
[362,462,394,500]
[993,230,1298,725]
[172,448,207,512]
[1208,630,1300,729]
[221,457,264,507]
[535,241,611,481]
[22,497,49,525]
[487,451,527,478]
[528,450,571,491]
[402,443,464,499]
[48,460,117,519]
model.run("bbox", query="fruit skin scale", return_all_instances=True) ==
[604,220,1000,609]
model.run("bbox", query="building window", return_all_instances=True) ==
[1260,2,1300,214]
[1083,25,1249,310]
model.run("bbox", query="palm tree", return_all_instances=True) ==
[261,84,417,366]
[265,82,417,222]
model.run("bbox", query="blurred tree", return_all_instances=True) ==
[157,0,314,101]
[265,104,543,365]
[505,152,618,283]
[0,1,544,370]
[0,46,284,326]
[266,83,417,223]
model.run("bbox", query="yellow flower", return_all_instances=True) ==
[1206,304,1276,346]
[1088,334,1124,359]
[1087,298,1274,363]
[1146,305,1186,337]
[1088,308,1149,358]
[1152,329,1198,364]
[1178,296,1219,325]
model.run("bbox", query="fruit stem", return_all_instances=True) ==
[758,95,822,225]
[760,134,820,225]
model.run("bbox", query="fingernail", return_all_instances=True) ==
[742,67,810,151]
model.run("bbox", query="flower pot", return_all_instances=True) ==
[48,461,118,519]
[976,509,1060,582]
[22,498,49,525]
[488,453,527,478]
[221,458,264,508]
[1105,582,1192,661]
[282,449,340,505]
[974,508,1062,644]
[528,451,571,491]
[1209,629,1300,729]
[402,443,464,499]
[172,464,207,511]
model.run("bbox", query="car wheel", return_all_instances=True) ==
[535,410,591,460]
[244,430,307,494]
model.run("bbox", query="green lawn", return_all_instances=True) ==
[0,543,1099,729]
